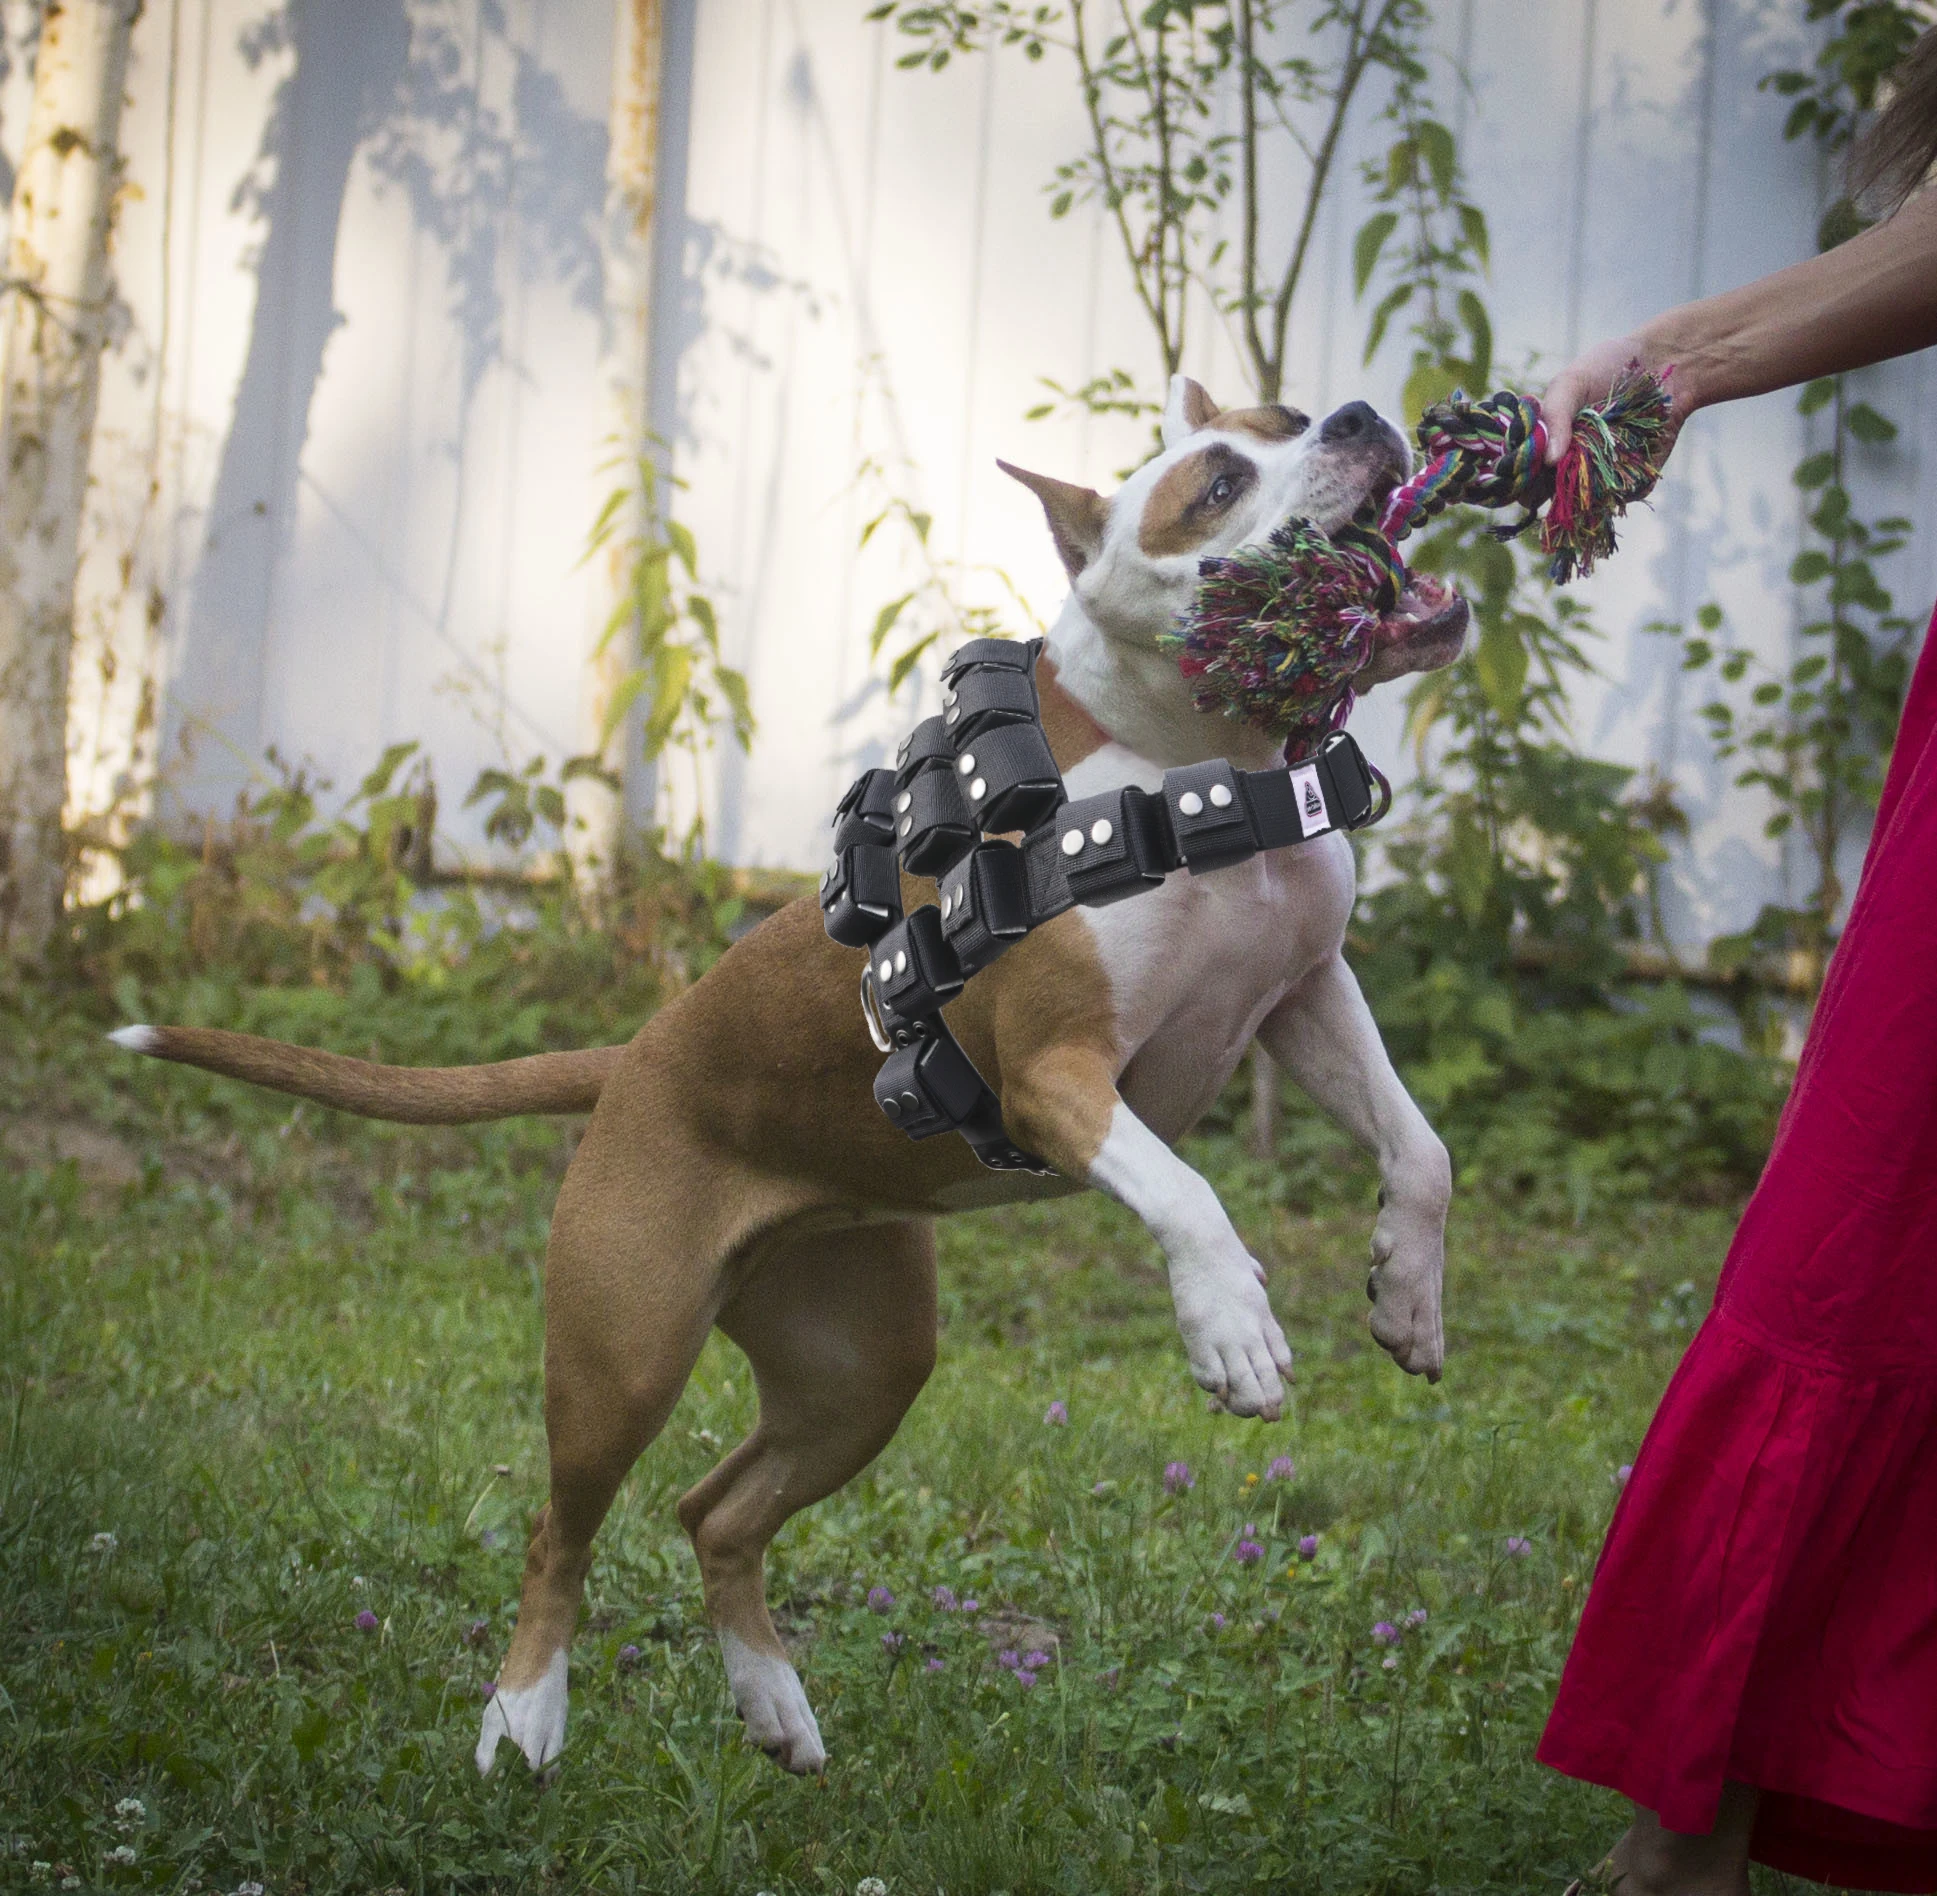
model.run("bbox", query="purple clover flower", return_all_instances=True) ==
[1023,1649,1052,1670]
[997,1649,1021,1671]
[1297,1533,1319,1560]
[1406,1608,1428,1627]
[1016,1668,1037,1689]
[617,1643,641,1669]
[1163,1461,1195,1495]
[482,1681,496,1700]
[1265,1455,1296,1483]
[960,1597,980,1614]
[881,1631,907,1656]
[1233,1523,1265,1565]
[1371,1620,1401,1646]
[1504,1536,1532,1558]
[925,1656,944,1672]
[354,1609,379,1633]
[867,1585,895,1614]
[931,1584,959,1612]
[1043,1400,1068,1426]
[1209,1612,1227,1632]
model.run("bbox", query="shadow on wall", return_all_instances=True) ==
[161,0,607,825]
[162,0,412,822]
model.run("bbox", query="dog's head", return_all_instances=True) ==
[1001,375,1468,694]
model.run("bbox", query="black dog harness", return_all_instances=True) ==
[819,637,1390,1173]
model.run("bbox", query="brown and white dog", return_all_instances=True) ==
[111,374,1468,1782]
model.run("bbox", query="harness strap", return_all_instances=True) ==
[822,639,1391,1174]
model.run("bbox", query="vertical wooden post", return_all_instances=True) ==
[0,0,142,956]
[1250,1043,1278,1161]
[569,0,665,896]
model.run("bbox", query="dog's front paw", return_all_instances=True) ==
[1366,1196,1446,1382]
[1169,1253,1292,1420]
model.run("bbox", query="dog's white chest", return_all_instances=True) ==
[1060,744,1356,1144]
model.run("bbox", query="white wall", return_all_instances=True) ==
[4,0,1931,949]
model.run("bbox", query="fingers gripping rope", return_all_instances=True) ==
[1384,364,1673,583]
[1162,364,1673,757]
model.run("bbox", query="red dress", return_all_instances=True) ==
[1539,608,1937,1891]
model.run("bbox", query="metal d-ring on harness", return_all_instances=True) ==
[819,636,1392,1173]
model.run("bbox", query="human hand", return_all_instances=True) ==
[1541,331,1697,468]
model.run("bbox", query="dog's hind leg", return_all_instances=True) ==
[676,1218,937,1774]
[476,1112,749,1778]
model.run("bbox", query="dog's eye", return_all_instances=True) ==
[1207,474,1238,507]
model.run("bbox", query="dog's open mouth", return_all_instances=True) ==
[1356,569,1470,686]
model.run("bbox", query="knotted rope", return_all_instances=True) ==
[1160,363,1673,760]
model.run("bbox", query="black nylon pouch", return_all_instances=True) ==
[873,1030,988,1139]
[896,767,978,877]
[822,768,903,946]
[1162,758,1258,874]
[940,635,1037,683]
[894,715,955,785]
[955,719,1063,834]
[820,840,901,947]
[1315,730,1381,831]
[866,905,964,1024]
[938,840,1031,974]
[943,666,1037,745]
[1057,785,1175,906]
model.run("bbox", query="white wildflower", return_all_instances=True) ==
[106,1844,137,1865]
[856,1881,889,1896]
[113,1798,145,1827]
[89,1532,118,1556]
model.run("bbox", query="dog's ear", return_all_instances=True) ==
[997,461,1109,581]
[1161,374,1221,449]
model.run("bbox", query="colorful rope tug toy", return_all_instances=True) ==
[1160,363,1674,760]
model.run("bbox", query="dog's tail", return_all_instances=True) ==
[108,1024,623,1123]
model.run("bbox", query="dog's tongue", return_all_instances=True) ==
[1373,570,1452,644]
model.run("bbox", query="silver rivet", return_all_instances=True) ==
[883,1095,902,1118]
[1210,782,1234,808]
[1178,791,1204,817]
[970,778,986,801]
[1061,830,1084,856]
[901,1091,920,1114]
[958,754,976,775]
[1091,818,1114,845]
[898,817,911,837]
[941,894,954,919]
[894,950,908,974]
[878,959,893,981]
[895,791,912,813]
[946,706,959,724]
[955,884,967,908]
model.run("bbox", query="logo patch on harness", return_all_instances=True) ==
[1289,764,1329,838]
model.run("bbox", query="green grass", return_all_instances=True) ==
[0,994,1745,1895]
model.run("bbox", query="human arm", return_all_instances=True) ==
[1543,185,1937,464]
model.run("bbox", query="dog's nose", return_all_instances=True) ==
[1319,400,1380,444]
